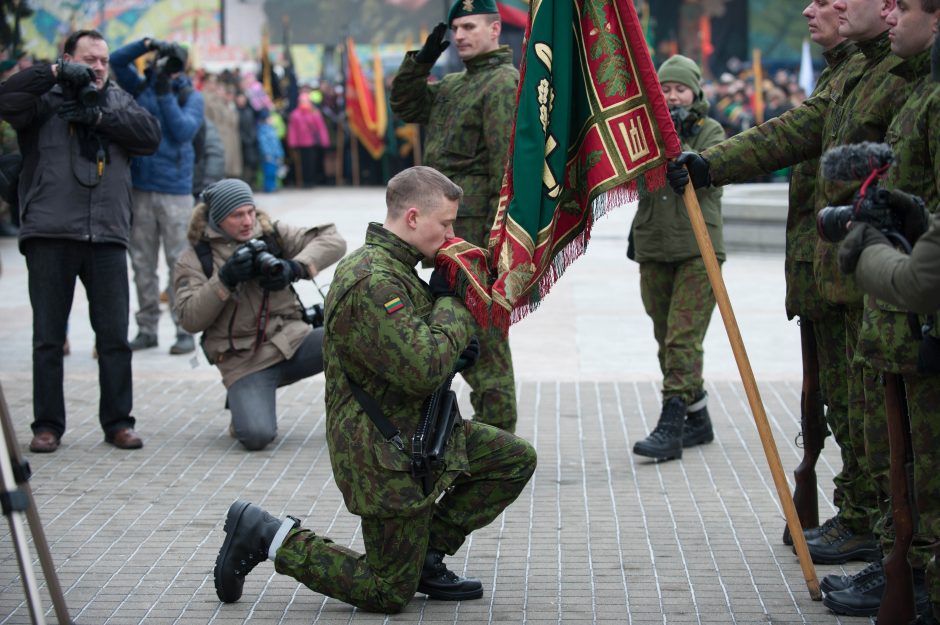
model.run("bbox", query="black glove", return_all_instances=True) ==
[57,100,100,126]
[415,22,450,64]
[455,336,481,372]
[259,259,304,291]
[56,58,95,88]
[218,245,256,289]
[155,69,171,96]
[147,39,172,55]
[428,268,455,298]
[887,188,930,245]
[838,222,891,274]
[666,152,711,195]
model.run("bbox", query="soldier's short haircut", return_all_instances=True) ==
[64,30,105,55]
[386,166,463,218]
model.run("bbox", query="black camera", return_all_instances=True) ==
[816,187,902,243]
[302,303,324,328]
[154,43,187,75]
[71,82,99,108]
[817,142,898,243]
[233,239,283,278]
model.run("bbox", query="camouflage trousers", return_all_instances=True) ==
[461,317,518,432]
[455,216,518,433]
[843,307,889,536]
[273,421,536,613]
[639,258,716,402]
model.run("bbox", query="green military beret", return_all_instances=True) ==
[448,0,499,24]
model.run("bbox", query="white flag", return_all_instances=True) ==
[799,38,815,96]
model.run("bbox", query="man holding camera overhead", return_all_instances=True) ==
[110,37,204,356]
[174,178,346,451]
[0,29,161,452]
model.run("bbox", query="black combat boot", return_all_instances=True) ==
[803,516,880,564]
[633,396,686,460]
[820,559,882,594]
[417,549,484,601]
[214,500,300,603]
[683,390,714,447]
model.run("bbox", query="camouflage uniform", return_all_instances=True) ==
[273,224,536,612]
[785,40,856,518]
[632,97,724,402]
[703,32,910,537]
[390,46,519,431]
[854,48,940,596]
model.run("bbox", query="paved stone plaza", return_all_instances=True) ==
[0,187,867,624]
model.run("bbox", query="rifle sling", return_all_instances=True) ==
[343,370,404,451]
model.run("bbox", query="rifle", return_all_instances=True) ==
[412,373,461,496]
[783,318,829,545]
[878,372,917,625]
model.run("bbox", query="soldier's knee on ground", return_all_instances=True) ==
[237,425,276,451]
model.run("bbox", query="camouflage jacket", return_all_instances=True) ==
[703,32,908,304]
[856,49,940,373]
[787,40,857,265]
[632,98,725,263]
[390,46,517,246]
[323,223,475,518]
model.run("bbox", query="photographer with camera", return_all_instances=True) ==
[0,29,161,452]
[173,178,346,451]
[212,166,536,612]
[109,37,204,356]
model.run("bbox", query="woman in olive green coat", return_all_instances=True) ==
[630,54,725,461]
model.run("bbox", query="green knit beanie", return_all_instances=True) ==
[448,0,499,24]
[657,54,703,100]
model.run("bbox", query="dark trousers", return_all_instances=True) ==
[23,238,135,439]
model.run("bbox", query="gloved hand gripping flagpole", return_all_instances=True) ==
[680,171,822,601]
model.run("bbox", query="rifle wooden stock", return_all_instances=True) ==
[783,318,826,546]
[878,373,916,625]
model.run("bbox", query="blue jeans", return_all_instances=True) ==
[22,238,135,439]
[227,327,323,451]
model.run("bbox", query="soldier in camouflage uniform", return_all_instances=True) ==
[784,4,856,534]
[629,55,724,462]
[390,0,519,432]
[213,166,537,613]
[667,0,910,571]
[830,3,940,619]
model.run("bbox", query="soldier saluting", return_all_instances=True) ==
[391,0,519,433]
[213,166,536,613]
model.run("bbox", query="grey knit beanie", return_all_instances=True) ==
[204,178,255,228]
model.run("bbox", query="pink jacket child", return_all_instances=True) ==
[287,99,330,149]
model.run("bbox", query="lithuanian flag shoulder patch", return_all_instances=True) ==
[384,296,405,314]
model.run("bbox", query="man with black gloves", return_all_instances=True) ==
[174,178,346,451]
[0,29,160,452]
[390,0,520,433]
[212,166,535,613]
[110,37,204,355]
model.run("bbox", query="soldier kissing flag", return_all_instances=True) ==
[436,0,681,331]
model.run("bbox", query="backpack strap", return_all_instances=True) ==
[195,240,214,277]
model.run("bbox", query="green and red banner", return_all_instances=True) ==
[497,0,530,28]
[438,0,681,331]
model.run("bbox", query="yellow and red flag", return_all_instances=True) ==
[345,37,385,159]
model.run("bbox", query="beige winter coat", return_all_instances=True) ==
[174,204,346,386]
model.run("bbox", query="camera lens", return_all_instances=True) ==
[816,205,854,243]
[255,251,282,277]
[78,83,99,107]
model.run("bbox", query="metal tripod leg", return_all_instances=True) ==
[0,382,73,624]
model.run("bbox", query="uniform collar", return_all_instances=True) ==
[366,222,425,267]
[463,45,513,74]
[890,47,931,82]
[855,30,892,62]
[823,40,856,68]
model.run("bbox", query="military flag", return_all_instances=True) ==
[496,0,530,28]
[345,37,385,159]
[752,47,765,124]
[437,0,681,330]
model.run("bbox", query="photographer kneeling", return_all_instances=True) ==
[174,179,346,450]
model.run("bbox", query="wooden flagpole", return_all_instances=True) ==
[681,180,821,601]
